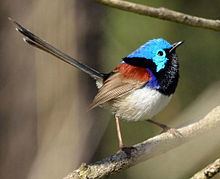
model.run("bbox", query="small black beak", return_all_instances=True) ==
[169,41,184,53]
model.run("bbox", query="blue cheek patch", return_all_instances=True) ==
[153,56,168,72]
[156,63,165,72]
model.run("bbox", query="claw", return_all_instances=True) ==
[120,146,137,156]
[161,126,182,137]
[146,119,182,137]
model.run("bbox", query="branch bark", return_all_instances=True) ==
[96,0,220,31]
[63,106,220,179]
[190,158,220,179]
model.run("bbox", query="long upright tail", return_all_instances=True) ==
[9,18,104,82]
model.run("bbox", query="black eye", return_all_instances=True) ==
[157,51,164,56]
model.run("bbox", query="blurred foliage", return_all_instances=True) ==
[94,1,220,178]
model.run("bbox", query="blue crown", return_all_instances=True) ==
[127,38,172,59]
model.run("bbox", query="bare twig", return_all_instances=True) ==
[190,158,220,179]
[63,106,220,179]
[96,0,220,31]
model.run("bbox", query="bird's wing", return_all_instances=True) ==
[89,72,147,110]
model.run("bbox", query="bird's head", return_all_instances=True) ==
[123,38,183,73]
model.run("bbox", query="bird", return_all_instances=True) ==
[10,18,183,151]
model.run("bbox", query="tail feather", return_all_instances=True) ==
[9,17,104,81]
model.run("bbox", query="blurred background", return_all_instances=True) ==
[0,0,220,178]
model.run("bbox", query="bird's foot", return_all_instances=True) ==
[120,146,137,156]
[160,126,182,137]
[146,119,182,137]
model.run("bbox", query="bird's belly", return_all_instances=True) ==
[111,87,172,121]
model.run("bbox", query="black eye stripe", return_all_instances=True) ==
[123,57,147,67]
[122,57,157,71]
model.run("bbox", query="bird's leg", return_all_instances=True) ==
[115,115,124,149]
[115,115,136,155]
[146,119,182,136]
[146,119,170,132]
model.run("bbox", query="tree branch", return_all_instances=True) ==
[190,158,220,179]
[63,106,220,179]
[96,0,220,31]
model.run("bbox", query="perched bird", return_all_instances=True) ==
[10,19,183,150]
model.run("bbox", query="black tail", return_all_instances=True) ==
[9,18,104,82]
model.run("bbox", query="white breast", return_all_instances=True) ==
[112,87,172,121]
